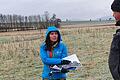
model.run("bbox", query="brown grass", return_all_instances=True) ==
[0,25,116,80]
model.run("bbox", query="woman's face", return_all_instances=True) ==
[49,31,58,42]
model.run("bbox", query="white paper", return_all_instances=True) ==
[63,54,80,63]
[50,54,81,72]
[51,65,61,70]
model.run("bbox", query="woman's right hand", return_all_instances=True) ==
[61,60,71,65]
[61,68,69,73]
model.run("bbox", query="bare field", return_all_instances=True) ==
[0,25,116,80]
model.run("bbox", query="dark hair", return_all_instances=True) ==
[45,31,61,51]
[111,0,120,12]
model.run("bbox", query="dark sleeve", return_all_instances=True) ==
[109,33,120,80]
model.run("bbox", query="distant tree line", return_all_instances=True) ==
[0,11,61,32]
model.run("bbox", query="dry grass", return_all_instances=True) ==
[0,25,116,80]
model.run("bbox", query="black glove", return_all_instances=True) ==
[61,68,69,73]
[61,60,71,65]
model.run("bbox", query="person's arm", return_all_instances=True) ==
[109,32,120,79]
[40,45,62,65]
[111,0,120,12]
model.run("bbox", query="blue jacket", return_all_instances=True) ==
[40,26,68,79]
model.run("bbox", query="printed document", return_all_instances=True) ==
[50,54,81,72]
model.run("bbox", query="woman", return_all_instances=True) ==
[40,26,71,80]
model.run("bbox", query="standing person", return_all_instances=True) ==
[40,26,71,80]
[109,0,120,80]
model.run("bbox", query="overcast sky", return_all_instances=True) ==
[0,0,114,21]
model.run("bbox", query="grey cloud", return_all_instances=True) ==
[0,0,114,20]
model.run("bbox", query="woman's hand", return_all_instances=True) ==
[61,60,71,65]
[61,68,69,73]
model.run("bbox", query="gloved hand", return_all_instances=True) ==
[61,60,71,65]
[61,68,69,73]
